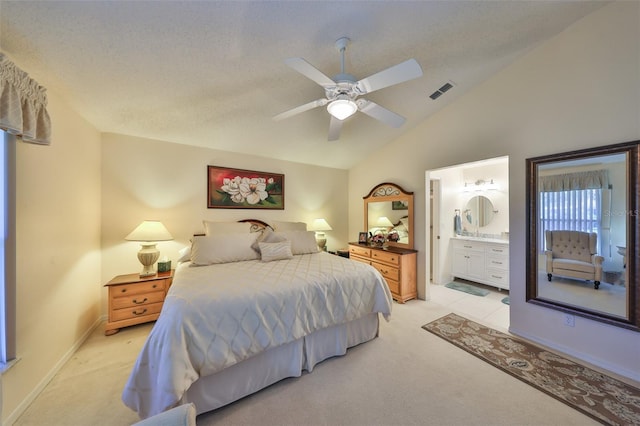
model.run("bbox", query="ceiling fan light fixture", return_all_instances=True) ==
[327,95,357,120]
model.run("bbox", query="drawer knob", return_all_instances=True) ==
[133,297,148,304]
[121,288,127,293]
[132,308,148,316]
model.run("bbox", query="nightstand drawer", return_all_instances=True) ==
[371,261,400,282]
[111,290,165,310]
[371,250,400,266]
[111,280,166,297]
[349,245,371,257]
[111,301,164,322]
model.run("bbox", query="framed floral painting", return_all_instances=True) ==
[207,166,284,209]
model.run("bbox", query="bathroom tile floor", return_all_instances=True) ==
[428,280,510,332]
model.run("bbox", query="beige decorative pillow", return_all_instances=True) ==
[251,228,286,253]
[259,241,293,262]
[202,220,251,236]
[275,230,319,255]
[271,221,307,232]
[190,233,259,265]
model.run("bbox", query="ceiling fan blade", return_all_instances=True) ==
[273,98,328,121]
[328,116,343,141]
[285,57,336,88]
[357,100,406,128]
[356,59,423,95]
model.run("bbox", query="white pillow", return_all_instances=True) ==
[276,230,319,255]
[203,220,251,236]
[190,233,259,265]
[251,228,286,253]
[259,241,293,262]
[271,221,307,231]
[177,245,191,263]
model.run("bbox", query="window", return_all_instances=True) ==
[1,130,16,366]
[538,188,602,251]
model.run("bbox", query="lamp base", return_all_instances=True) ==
[137,243,160,277]
[315,232,327,251]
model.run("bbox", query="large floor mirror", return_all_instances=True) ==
[526,140,639,331]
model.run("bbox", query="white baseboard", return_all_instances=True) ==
[509,326,640,384]
[3,317,104,426]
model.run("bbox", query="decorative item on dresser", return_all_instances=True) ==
[349,243,417,303]
[104,270,173,336]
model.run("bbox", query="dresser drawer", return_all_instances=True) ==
[350,255,371,265]
[349,245,371,258]
[111,280,166,297]
[384,278,400,295]
[110,301,164,322]
[371,261,400,282]
[111,290,165,310]
[371,250,400,266]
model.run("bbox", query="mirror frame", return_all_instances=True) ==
[526,140,639,332]
[464,195,497,228]
[364,182,414,250]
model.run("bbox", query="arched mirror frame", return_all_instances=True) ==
[364,182,414,250]
[526,140,639,332]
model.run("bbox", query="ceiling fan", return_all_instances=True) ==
[273,37,423,141]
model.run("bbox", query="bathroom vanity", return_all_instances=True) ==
[451,236,509,290]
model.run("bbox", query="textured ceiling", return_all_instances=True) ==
[0,1,607,169]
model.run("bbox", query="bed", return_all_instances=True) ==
[122,220,393,419]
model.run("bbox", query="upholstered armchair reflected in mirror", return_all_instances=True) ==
[545,230,604,289]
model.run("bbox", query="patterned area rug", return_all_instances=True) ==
[422,313,640,425]
[444,281,490,296]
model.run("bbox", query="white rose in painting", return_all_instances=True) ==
[221,176,245,203]
[239,177,268,205]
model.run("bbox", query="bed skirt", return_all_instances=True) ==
[180,312,380,415]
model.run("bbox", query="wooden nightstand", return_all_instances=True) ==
[104,270,173,336]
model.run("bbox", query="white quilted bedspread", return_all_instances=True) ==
[122,252,392,418]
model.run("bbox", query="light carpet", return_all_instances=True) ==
[15,301,606,426]
[422,313,640,426]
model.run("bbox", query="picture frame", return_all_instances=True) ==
[392,200,409,210]
[207,165,284,209]
[358,232,368,244]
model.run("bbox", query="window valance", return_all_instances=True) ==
[0,53,51,145]
[539,169,609,192]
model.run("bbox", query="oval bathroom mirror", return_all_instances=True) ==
[464,195,495,228]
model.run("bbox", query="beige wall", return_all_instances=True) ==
[100,133,348,287]
[349,1,639,379]
[3,90,102,423]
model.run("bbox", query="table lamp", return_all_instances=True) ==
[125,220,173,277]
[309,218,332,251]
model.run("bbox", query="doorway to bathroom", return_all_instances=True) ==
[425,156,510,328]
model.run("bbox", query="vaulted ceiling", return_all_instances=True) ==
[0,1,607,169]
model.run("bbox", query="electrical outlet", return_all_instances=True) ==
[563,313,575,327]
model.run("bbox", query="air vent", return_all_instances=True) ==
[429,81,455,100]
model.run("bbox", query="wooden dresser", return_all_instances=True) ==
[104,270,173,335]
[349,243,417,303]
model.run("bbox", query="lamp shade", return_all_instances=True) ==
[125,221,173,242]
[327,95,357,120]
[375,216,394,227]
[309,218,333,232]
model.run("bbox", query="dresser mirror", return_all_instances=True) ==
[526,140,639,332]
[464,195,496,228]
[364,182,414,249]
